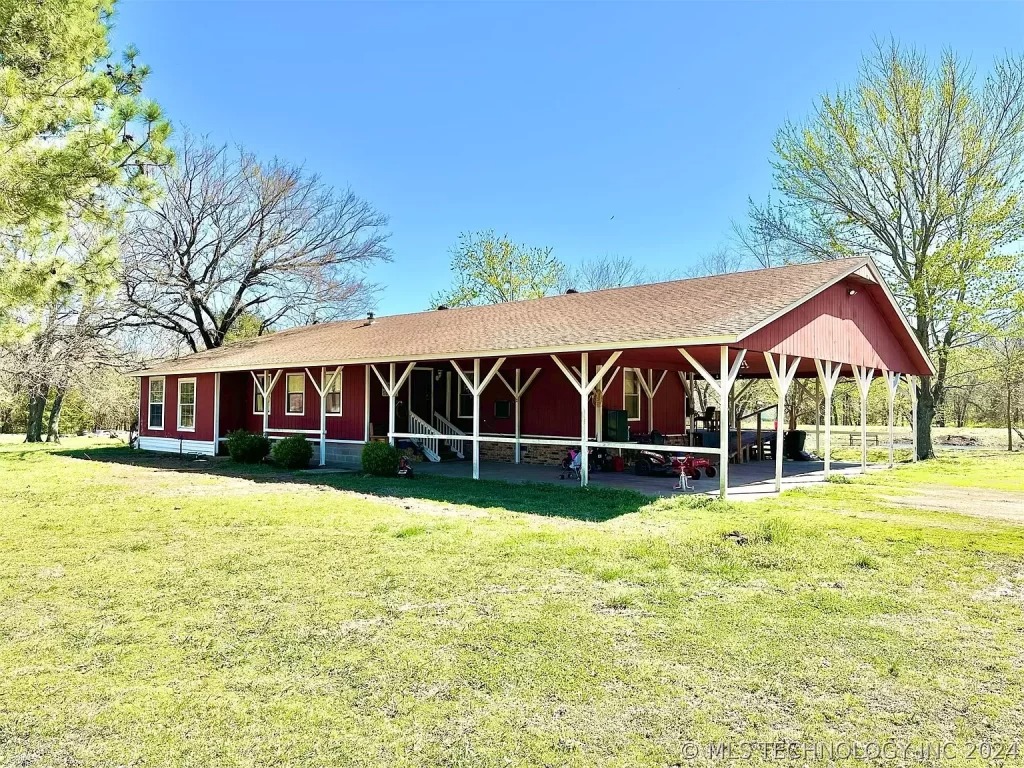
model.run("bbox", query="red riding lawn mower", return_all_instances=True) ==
[632,451,718,480]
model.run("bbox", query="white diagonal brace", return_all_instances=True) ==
[551,354,584,394]
[477,357,507,394]
[584,351,622,395]
[602,365,621,395]
[450,360,474,394]
[679,348,721,398]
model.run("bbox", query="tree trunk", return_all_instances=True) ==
[25,386,49,443]
[916,375,937,460]
[45,388,66,443]
[1008,386,1014,453]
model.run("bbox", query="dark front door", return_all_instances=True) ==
[408,368,434,425]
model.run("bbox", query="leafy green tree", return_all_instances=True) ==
[755,41,1024,458]
[430,231,564,308]
[0,0,172,335]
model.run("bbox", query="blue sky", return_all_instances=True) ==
[113,1,1024,316]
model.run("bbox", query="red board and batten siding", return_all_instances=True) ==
[742,281,925,373]
[223,365,368,441]
[138,373,216,442]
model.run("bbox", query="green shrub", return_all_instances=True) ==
[362,441,400,476]
[271,435,313,469]
[225,430,271,464]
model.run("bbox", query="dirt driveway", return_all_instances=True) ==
[882,486,1024,524]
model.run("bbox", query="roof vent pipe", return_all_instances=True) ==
[565,288,578,294]
[366,311,375,325]
[437,305,448,310]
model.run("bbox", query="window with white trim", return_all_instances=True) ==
[457,378,473,419]
[177,378,196,431]
[148,377,165,430]
[286,373,305,415]
[253,373,269,415]
[324,369,342,415]
[623,369,641,421]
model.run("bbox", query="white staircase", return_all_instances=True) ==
[409,413,441,462]
[432,411,466,459]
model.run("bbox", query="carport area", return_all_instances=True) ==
[414,457,865,501]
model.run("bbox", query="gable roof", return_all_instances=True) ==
[135,257,932,376]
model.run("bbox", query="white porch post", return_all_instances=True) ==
[679,346,745,500]
[371,362,415,447]
[212,372,221,454]
[262,368,270,435]
[551,351,622,486]
[451,357,507,480]
[814,377,821,455]
[496,367,541,464]
[364,366,371,442]
[306,366,341,467]
[253,369,282,437]
[514,369,521,463]
[719,348,731,498]
[580,353,590,486]
[885,371,901,468]
[852,364,875,473]
[814,359,842,480]
[472,359,481,479]
[388,363,396,446]
[908,375,919,462]
[764,352,801,493]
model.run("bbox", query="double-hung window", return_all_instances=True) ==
[253,374,269,415]
[623,369,641,421]
[325,369,342,415]
[286,373,305,415]
[148,377,165,430]
[177,378,196,431]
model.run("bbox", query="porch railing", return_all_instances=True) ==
[432,411,466,458]
[408,413,440,462]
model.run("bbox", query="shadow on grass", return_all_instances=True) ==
[54,445,655,522]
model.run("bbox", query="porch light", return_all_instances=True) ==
[848,288,857,296]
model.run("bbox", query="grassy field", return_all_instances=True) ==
[2,438,1023,767]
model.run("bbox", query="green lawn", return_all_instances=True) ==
[2,438,1023,767]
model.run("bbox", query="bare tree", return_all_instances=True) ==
[119,134,391,352]
[683,245,751,279]
[562,254,650,291]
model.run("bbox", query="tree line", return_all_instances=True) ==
[2,8,1022,455]
[0,1,391,442]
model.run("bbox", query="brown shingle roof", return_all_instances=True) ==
[136,258,868,375]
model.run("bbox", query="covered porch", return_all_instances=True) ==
[412,456,866,501]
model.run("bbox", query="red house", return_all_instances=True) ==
[133,258,933,498]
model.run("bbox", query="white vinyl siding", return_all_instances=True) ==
[148,377,165,430]
[286,373,305,415]
[623,369,641,421]
[177,378,196,431]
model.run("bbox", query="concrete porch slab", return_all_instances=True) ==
[413,458,867,501]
